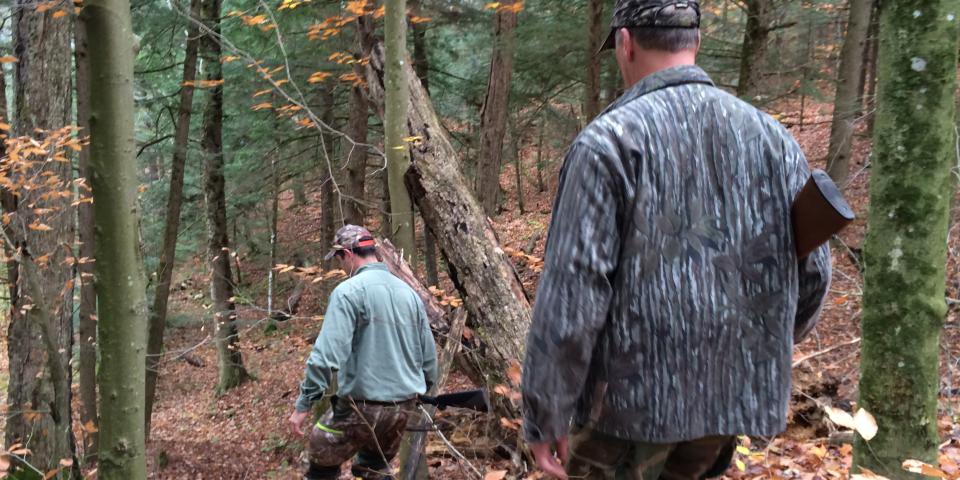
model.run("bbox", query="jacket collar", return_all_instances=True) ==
[601,65,715,116]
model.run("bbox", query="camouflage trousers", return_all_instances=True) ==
[306,398,415,480]
[565,427,736,480]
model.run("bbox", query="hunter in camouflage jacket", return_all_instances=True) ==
[521,65,832,444]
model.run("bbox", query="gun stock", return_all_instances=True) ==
[420,389,490,413]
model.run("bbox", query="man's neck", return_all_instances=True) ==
[624,52,697,89]
[350,257,379,274]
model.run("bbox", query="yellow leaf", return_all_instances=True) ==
[28,222,53,231]
[251,102,273,111]
[854,408,878,441]
[507,360,522,386]
[484,470,507,480]
[823,405,856,430]
[52,9,67,18]
[253,89,273,97]
[902,460,948,478]
[410,16,432,24]
[36,2,55,12]
[735,459,746,471]
[485,2,501,9]
[736,445,751,455]
[0,56,17,64]
[82,421,98,434]
[222,55,240,63]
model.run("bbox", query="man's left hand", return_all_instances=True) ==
[288,410,310,437]
[529,437,569,479]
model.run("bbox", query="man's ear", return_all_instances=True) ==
[617,28,633,61]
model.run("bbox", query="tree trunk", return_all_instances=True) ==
[268,151,280,316]
[854,0,959,477]
[824,0,872,187]
[145,0,202,430]
[74,15,99,462]
[82,0,150,476]
[364,42,531,417]
[475,1,518,216]
[385,0,417,264]
[343,89,369,226]
[408,0,439,286]
[509,125,525,214]
[737,0,772,101]
[584,0,603,122]
[200,0,248,395]
[535,116,546,193]
[863,0,881,136]
[5,2,78,475]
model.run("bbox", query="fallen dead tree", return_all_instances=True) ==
[363,38,532,411]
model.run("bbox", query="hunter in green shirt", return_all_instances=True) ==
[292,226,438,413]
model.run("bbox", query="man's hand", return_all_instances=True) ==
[529,437,569,479]
[288,410,310,437]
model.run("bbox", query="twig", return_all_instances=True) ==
[420,405,484,480]
[793,337,861,368]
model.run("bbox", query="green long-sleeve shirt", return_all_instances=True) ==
[295,263,439,412]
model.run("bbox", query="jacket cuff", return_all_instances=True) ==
[295,395,313,413]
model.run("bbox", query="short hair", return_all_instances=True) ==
[618,27,700,53]
[337,245,378,258]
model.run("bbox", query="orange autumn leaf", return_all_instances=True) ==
[0,56,18,64]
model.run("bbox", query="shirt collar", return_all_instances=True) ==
[601,65,715,116]
[353,262,388,276]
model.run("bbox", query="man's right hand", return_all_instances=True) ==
[288,410,310,437]
[529,437,569,479]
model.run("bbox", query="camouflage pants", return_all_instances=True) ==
[565,427,735,480]
[306,398,415,480]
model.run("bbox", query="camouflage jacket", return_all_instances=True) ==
[521,65,831,444]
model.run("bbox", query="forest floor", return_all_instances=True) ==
[2,99,958,479]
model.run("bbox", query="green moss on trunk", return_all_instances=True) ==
[854,0,959,477]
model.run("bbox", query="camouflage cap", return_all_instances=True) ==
[598,0,701,51]
[323,224,376,260]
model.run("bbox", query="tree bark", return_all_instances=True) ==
[737,0,772,101]
[200,0,248,395]
[364,42,531,415]
[862,0,881,136]
[854,0,959,477]
[584,0,604,122]
[145,0,202,430]
[408,0,439,287]
[74,15,99,462]
[5,2,78,475]
[475,1,519,217]
[509,125,525,214]
[385,0,417,264]
[82,0,150,476]
[343,73,369,226]
[824,0,872,187]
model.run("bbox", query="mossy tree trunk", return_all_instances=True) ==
[737,0,772,101]
[854,0,959,477]
[82,0,149,476]
[584,0,603,122]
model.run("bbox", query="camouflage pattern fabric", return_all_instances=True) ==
[307,399,415,479]
[521,65,832,444]
[566,426,735,480]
